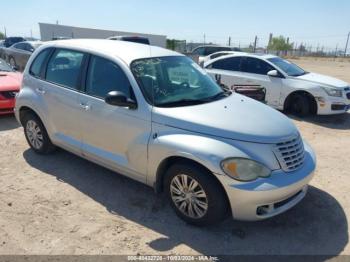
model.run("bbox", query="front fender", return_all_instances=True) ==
[147,130,249,187]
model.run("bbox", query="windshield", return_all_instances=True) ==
[131,56,229,107]
[0,59,13,72]
[268,57,307,77]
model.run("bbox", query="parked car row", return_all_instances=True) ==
[0,37,43,72]
[14,39,316,226]
[200,49,350,116]
[191,45,242,65]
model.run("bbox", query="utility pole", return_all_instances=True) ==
[203,34,206,45]
[4,27,6,37]
[344,31,350,57]
[253,36,258,53]
[228,36,231,46]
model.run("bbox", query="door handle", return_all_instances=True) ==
[79,103,91,111]
[36,88,46,94]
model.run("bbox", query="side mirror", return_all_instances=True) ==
[105,91,137,109]
[12,65,19,71]
[267,70,279,77]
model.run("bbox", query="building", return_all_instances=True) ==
[39,23,167,48]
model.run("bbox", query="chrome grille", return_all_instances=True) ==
[274,136,305,172]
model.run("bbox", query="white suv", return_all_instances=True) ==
[15,40,316,225]
[205,53,350,116]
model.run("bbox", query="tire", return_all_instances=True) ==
[9,57,16,68]
[22,112,56,154]
[290,94,310,117]
[164,162,229,226]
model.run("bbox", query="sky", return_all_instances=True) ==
[1,0,350,51]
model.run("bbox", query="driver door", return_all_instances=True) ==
[78,55,151,183]
[239,57,283,107]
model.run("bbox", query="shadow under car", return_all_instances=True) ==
[22,148,348,257]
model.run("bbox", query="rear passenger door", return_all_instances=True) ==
[43,48,87,154]
[77,55,151,183]
[11,43,28,69]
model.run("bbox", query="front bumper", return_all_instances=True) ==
[216,142,316,221]
[316,95,350,115]
[0,99,15,115]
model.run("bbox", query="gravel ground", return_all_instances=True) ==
[0,58,349,257]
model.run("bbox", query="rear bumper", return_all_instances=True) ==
[0,99,15,115]
[216,141,316,221]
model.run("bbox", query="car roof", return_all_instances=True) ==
[15,41,42,45]
[40,39,181,65]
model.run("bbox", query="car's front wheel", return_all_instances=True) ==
[22,113,56,154]
[164,162,229,226]
[290,94,310,117]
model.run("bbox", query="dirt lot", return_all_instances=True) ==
[0,58,349,257]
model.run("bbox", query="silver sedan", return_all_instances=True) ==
[5,41,42,71]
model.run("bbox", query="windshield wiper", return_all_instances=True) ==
[203,90,231,102]
[156,99,208,108]
[156,91,231,108]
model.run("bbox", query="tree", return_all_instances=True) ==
[0,32,5,40]
[267,36,293,51]
[166,39,176,50]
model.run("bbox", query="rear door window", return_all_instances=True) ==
[13,43,25,50]
[210,57,242,71]
[46,49,85,90]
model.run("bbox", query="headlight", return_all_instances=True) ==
[321,87,343,97]
[221,158,271,182]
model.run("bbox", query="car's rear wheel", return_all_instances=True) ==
[164,162,229,226]
[290,94,310,117]
[22,113,56,154]
[9,57,16,68]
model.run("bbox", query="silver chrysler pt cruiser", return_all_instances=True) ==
[15,39,316,226]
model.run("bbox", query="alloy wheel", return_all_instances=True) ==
[170,174,208,219]
[9,58,16,67]
[26,120,44,150]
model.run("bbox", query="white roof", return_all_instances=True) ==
[221,52,277,59]
[40,39,182,65]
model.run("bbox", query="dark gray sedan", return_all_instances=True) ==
[5,41,42,71]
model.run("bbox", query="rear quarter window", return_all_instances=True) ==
[29,48,53,78]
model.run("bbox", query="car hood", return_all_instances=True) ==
[296,72,348,88]
[0,72,22,91]
[152,93,299,144]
